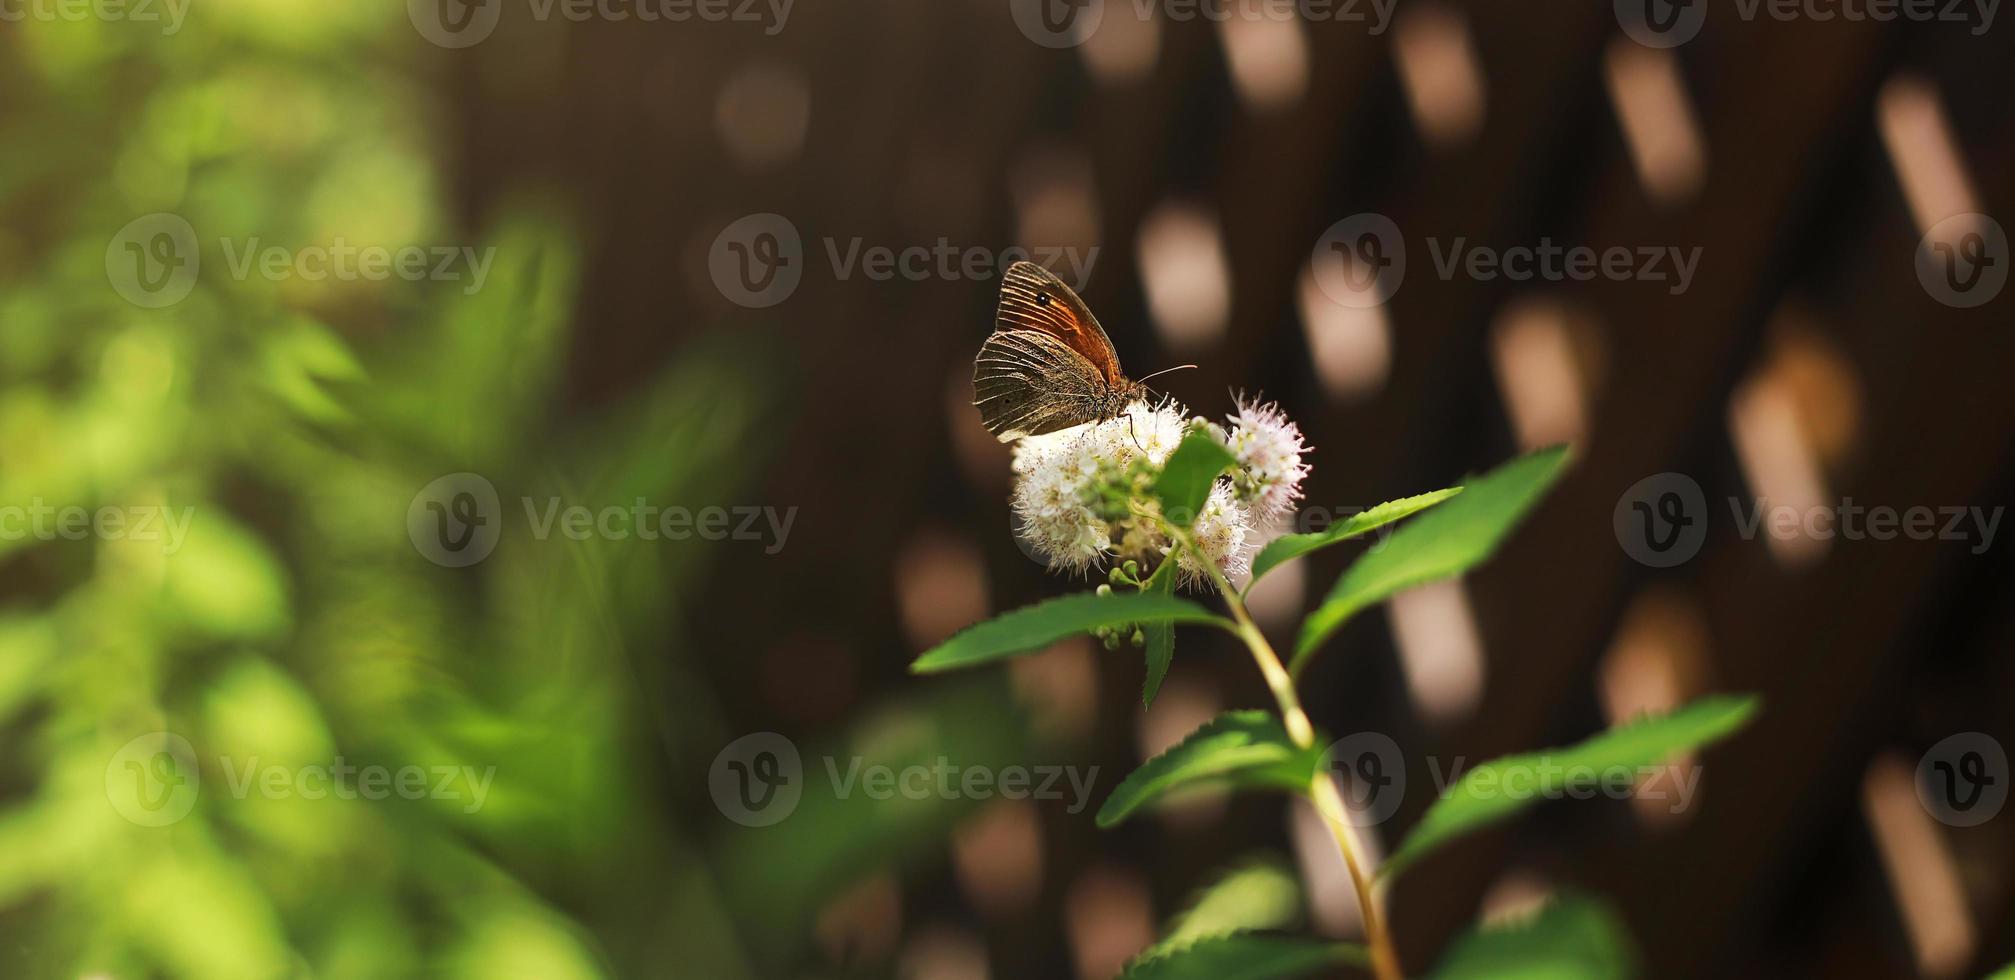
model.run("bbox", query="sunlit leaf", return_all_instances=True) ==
[1382,695,1760,880]
[1294,446,1570,672]
[1247,487,1463,588]
[912,593,1231,674]
[1123,933,1366,980]
[1152,857,1303,956]
[1153,430,1238,529]
[448,904,605,980]
[127,848,293,980]
[1098,712,1321,828]
[162,512,291,640]
[1431,892,1637,979]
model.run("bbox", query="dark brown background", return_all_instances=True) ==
[443,2,2014,976]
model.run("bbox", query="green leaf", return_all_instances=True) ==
[912,592,1231,674]
[1154,858,1303,954]
[1123,934,1366,980]
[1097,712,1321,828]
[1985,963,2015,980]
[1153,430,1238,529]
[1382,695,1760,881]
[1431,892,1637,979]
[1294,445,1571,672]
[1247,487,1464,588]
[1140,552,1184,708]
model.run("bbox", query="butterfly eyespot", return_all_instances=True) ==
[1034,293,1052,307]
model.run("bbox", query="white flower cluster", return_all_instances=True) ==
[1010,397,1310,589]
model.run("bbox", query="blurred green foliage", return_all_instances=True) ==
[0,9,1044,979]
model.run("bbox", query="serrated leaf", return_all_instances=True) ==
[1154,858,1303,955]
[1140,552,1183,708]
[1153,430,1238,529]
[1431,892,1637,979]
[1248,487,1464,588]
[1122,933,1366,980]
[912,592,1231,674]
[1294,445,1570,672]
[1097,712,1321,828]
[1382,695,1760,881]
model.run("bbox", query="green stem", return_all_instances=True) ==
[1166,526,1403,980]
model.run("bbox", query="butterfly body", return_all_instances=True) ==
[973,261,1147,442]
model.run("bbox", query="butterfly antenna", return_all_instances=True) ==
[1134,364,1198,385]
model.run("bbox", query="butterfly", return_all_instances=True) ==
[973,261,1188,442]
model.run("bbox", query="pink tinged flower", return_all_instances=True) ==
[1226,397,1311,526]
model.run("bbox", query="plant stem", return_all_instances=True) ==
[1171,529,1403,980]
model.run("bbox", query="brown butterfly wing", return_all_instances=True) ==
[994,261,1127,387]
[973,329,1109,441]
